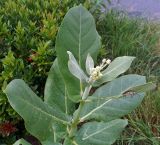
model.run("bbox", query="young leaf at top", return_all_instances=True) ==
[86,53,94,75]
[67,51,88,83]
[56,5,101,102]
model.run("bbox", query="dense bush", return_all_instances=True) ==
[0,0,91,137]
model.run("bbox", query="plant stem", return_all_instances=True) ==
[69,85,92,137]
[82,85,92,100]
[69,100,84,138]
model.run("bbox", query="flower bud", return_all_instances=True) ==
[102,58,106,63]
[99,73,103,77]
[106,59,111,64]
[95,66,101,71]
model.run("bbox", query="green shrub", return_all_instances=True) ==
[0,0,91,127]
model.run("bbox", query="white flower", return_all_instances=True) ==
[102,58,107,63]
[95,66,101,71]
[89,58,111,82]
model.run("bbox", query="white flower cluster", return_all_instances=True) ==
[90,66,102,81]
[89,58,111,81]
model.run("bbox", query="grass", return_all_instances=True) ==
[116,90,160,145]
[96,10,160,144]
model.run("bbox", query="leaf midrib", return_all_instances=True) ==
[9,96,69,125]
[82,121,120,140]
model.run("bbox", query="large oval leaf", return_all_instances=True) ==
[44,59,75,141]
[44,59,74,114]
[56,5,101,102]
[80,75,146,121]
[75,119,128,145]
[5,79,70,143]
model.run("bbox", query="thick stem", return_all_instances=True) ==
[69,101,84,137]
[69,85,92,138]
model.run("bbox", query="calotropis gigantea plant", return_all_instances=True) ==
[5,5,155,145]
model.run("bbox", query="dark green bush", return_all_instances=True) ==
[0,0,91,129]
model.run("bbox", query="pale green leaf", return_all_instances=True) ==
[86,53,94,75]
[56,5,101,101]
[75,119,128,145]
[94,56,135,86]
[5,79,70,143]
[127,82,156,93]
[67,51,88,82]
[44,59,75,141]
[44,59,74,114]
[80,75,146,121]
[87,82,155,102]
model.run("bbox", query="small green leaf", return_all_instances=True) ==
[13,139,31,145]
[67,51,88,83]
[94,56,135,86]
[75,119,128,145]
[86,53,94,75]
